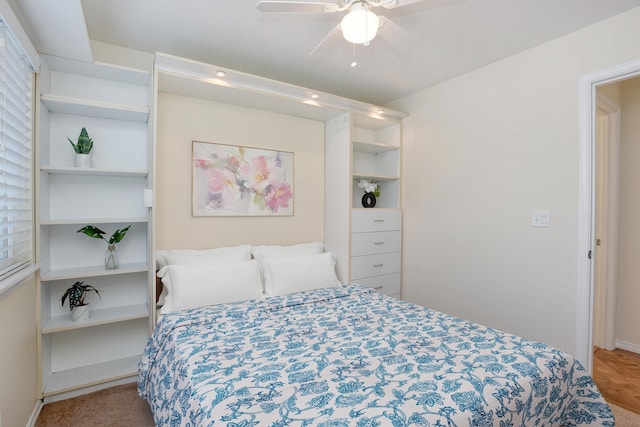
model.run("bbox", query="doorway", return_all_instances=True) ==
[577,57,640,373]
[592,92,620,352]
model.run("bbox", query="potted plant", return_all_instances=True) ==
[68,127,94,168]
[356,177,380,208]
[61,281,101,322]
[77,225,131,270]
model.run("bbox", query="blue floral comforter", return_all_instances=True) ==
[138,285,613,426]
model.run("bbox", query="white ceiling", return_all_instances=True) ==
[9,0,640,105]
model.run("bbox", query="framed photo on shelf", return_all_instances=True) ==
[192,141,294,216]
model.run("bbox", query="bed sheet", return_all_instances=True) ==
[138,285,613,426]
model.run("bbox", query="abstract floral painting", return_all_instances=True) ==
[192,141,294,216]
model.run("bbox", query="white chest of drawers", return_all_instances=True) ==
[351,209,402,298]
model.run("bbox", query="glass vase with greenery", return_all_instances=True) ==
[77,225,131,270]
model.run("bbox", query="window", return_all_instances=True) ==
[0,19,34,282]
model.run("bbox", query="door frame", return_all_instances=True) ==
[576,58,640,372]
[593,93,620,351]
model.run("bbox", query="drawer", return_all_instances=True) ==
[353,273,401,296]
[352,209,401,233]
[351,231,401,256]
[351,252,401,280]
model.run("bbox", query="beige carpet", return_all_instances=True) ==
[34,382,640,426]
[610,402,640,427]
[35,382,154,427]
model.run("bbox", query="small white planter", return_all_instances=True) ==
[71,305,91,322]
[75,153,91,168]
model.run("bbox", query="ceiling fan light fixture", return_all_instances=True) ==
[341,3,379,45]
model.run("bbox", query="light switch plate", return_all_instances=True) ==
[531,210,550,227]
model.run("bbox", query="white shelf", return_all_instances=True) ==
[40,166,148,177]
[41,262,148,281]
[352,207,402,211]
[353,141,400,154]
[352,135,401,186]
[41,93,149,122]
[352,173,401,181]
[43,303,149,334]
[40,217,149,226]
[43,55,150,86]
[43,354,141,397]
[353,114,402,130]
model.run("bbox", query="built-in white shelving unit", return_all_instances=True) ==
[325,109,404,299]
[37,55,153,400]
[349,115,402,298]
[351,116,402,210]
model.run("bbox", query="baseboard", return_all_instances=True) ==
[615,339,640,354]
[27,400,43,427]
[42,376,137,404]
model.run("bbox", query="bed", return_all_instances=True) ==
[139,259,614,427]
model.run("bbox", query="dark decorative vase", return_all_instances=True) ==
[361,192,376,208]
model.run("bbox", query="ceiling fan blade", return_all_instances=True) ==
[380,0,427,9]
[376,16,419,54]
[256,1,341,13]
[380,0,464,11]
[309,23,342,56]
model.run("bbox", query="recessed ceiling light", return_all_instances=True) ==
[351,61,357,68]
[215,71,226,77]
[311,93,319,99]
[377,109,384,114]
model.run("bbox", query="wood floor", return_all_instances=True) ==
[593,347,640,414]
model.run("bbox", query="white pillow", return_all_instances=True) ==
[166,251,250,266]
[155,245,252,269]
[252,241,324,291]
[251,241,323,261]
[156,247,251,307]
[262,252,341,296]
[158,260,262,314]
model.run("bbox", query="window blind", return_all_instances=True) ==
[0,20,33,281]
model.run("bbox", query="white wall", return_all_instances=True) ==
[616,77,640,349]
[155,92,326,250]
[392,7,640,354]
[0,277,38,427]
[0,3,40,424]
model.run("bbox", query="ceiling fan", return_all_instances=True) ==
[256,0,425,56]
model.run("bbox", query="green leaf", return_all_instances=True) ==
[108,225,131,244]
[77,225,107,241]
[61,281,101,310]
[67,137,79,153]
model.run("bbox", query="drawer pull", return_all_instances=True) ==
[373,286,383,291]
[373,241,384,245]
[373,219,385,223]
[373,263,384,267]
